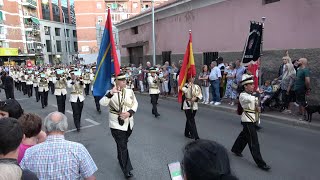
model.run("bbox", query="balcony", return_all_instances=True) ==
[27,49,42,55]
[26,35,41,43]
[22,0,37,9]
[110,12,138,24]
[0,33,5,40]
[24,22,40,31]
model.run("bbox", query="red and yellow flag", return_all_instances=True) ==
[178,31,196,103]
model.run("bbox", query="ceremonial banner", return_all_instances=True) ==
[93,9,120,96]
[242,22,263,66]
[178,32,196,103]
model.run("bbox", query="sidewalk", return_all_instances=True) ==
[136,92,320,131]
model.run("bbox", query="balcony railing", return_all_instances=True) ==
[110,12,138,24]
[24,23,40,31]
[27,49,42,55]
[26,35,41,42]
[22,0,37,9]
[0,33,6,40]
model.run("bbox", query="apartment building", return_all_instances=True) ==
[74,0,168,64]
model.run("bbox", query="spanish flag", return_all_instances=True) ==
[178,31,196,103]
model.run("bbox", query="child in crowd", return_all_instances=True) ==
[260,80,273,108]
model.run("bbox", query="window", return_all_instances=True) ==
[73,30,77,38]
[162,51,171,65]
[97,2,102,9]
[263,0,280,4]
[41,2,50,20]
[97,16,103,23]
[52,0,61,22]
[74,42,78,52]
[133,2,138,9]
[56,40,61,52]
[65,41,70,52]
[44,26,50,35]
[131,26,138,35]
[55,28,60,36]
[203,52,218,68]
[46,40,52,52]
[65,29,69,37]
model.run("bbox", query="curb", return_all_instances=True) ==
[136,92,320,131]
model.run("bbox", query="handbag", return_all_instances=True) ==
[231,82,238,90]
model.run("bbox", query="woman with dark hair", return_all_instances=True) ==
[183,139,237,180]
[0,99,47,144]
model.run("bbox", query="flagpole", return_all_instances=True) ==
[259,17,266,88]
[152,0,156,66]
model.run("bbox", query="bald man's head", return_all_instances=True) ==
[299,58,308,65]
[44,112,68,134]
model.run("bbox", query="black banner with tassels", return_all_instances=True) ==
[242,22,263,66]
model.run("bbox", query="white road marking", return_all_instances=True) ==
[16,97,35,101]
[66,124,97,133]
[85,118,100,125]
[66,110,73,114]
[65,119,100,133]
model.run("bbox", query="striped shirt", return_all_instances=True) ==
[20,135,97,180]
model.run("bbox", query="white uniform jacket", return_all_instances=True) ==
[239,92,260,123]
[100,88,138,131]
[147,75,160,94]
[32,76,39,88]
[38,78,49,92]
[26,75,33,85]
[53,78,68,96]
[181,84,203,110]
[67,80,85,102]
[83,73,91,84]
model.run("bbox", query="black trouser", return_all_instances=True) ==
[21,82,27,95]
[39,90,48,107]
[111,127,133,175]
[48,81,55,94]
[94,95,103,111]
[184,109,199,139]
[5,87,14,99]
[150,94,159,114]
[84,84,90,95]
[71,98,84,129]
[56,94,66,114]
[34,87,40,102]
[17,81,21,91]
[26,84,33,97]
[231,122,267,167]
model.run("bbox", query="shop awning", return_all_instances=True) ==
[0,11,3,21]
[31,17,40,25]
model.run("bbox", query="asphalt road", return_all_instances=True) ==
[3,89,320,180]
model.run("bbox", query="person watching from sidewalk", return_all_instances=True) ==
[183,139,238,180]
[209,61,221,105]
[0,99,47,143]
[294,58,311,121]
[0,117,38,180]
[17,113,43,164]
[279,63,296,114]
[198,65,210,104]
[20,111,98,180]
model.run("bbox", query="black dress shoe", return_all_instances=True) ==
[124,172,133,179]
[98,109,101,114]
[42,106,45,109]
[258,164,271,171]
[155,113,160,118]
[195,137,200,140]
[231,150,243,157]
[76,128,80,132]
[184,134,194,139]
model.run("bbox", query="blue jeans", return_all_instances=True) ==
[211,80,220,102]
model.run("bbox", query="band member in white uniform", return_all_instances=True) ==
[38,73,49,108]
[53,72,68,114]
[100,73,138,179]
[67,71,85,132]
[181,73,202,140]
[83,70,91,96]
[147,68,161,118]
[26,71,33,98]
[33,72,40,102]
[231,74,271,171]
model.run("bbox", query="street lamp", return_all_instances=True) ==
[43,0,70,64]
[152,0,156,66]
